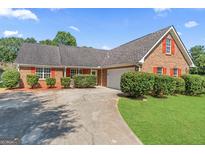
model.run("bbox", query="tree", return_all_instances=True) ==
[53,31,77,46]
[0,46,17,62]
[195,54,205,74]
[0,31,78,63]
[24,37,37,43]
[190,45,205,75]
[190,45,205,60]
[0,37,24,62]
[39,39,56,46]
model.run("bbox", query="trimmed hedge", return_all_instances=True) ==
[46,78,56,88]
[73,75,96,88]
[120,72,155,97]
[174,77,185,94]
[1,69,20,89]
[153,75,176,97]
[201,76,205,94]
[61,77,71,88]
[181,74,203,96]
[26,74,39,88]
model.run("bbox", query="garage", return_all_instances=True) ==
[107,67,135,90]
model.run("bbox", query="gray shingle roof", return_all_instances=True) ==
[16,43,62,66]
[15,26,171,67]
[102,26,171,66]
[59,45,108,67]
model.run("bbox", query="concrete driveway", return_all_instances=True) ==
[0,87,141,145]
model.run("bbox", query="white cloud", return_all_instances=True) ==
[0,8,38,21]
[184,21,199,28]
[153,8,171,17]
[69,26,80,32]
[177,32,182,36]
[3,30,23,37]
[101,45,111,50]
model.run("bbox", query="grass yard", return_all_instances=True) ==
[118,95,205,144]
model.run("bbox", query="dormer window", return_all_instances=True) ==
[166,38,171,54]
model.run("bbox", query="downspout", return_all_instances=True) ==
[17,64,20,72]
[64,66,66,77]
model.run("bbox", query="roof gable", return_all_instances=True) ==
[138,26,195,67]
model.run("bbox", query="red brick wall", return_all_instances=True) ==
[142,33,189,76]
[19,66,63,88]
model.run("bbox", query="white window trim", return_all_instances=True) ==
[91,69,97,76]
[157,67,163,75]
[166,38,171,55]
[36,67,51,80]
[173,68,178,77]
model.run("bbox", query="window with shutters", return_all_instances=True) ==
[166,38,171,54]
[157,67,163,75]
[173,68,178,77]
[36,68,50,79]
[70,68,77,78]
[70,68,83,78]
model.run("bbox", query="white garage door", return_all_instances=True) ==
[107,67,135,90]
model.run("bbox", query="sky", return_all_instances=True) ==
[0,8,204,50]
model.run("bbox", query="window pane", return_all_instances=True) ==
[174,68,178,77]
[157,67,162,75]
[44,68,50,73]
[92,70,96,75]
[44,68,50,79]
[36,68,43,79]
[166,38,171,53]
[71,68,77,78]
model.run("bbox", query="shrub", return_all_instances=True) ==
[0,81,4,88]
[61,77,71,88]
[1,69,20,89]
[174,77,185,94]
[73,75,96,88]
[45,78,56,88]
[200,76,205,94]
[181,74,203,96]
[120,72,155,97]
[26,74,39,88]
[153,75,176,97]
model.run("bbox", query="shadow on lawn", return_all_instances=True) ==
[117,92,173,102]
[117,93,149,101]
[0,92,80,145]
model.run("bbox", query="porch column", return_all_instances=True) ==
[64,67,66,77]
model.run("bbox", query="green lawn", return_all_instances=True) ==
[118,95,205,144]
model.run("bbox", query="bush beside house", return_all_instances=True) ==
[46,78,56,88]
[1,69,20,89]
[201,76,205,93]
[121,72,155,97]
[174,77,185,94]
[153,75,176,97]
[61,77,71,88]
[74,75,96,88]
[26,74,39,88]
[182,74,203,96]
[121,72,204,98]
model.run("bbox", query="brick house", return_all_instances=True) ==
[15,26,195,89]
